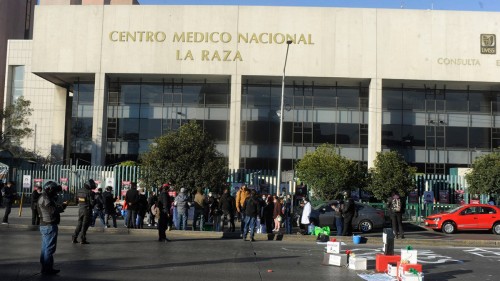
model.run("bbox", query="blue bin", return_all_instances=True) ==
[353,235,361,244]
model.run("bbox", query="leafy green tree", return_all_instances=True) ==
[368,151,416,200]
[119,160,138,166]
[140,121,227,194]
[0,97,33,154]
[465,151,500,195]
[295,144,365,201]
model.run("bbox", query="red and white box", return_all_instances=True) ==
[326,241,342,254]
[400,272,424,281]
[397,262,423,280]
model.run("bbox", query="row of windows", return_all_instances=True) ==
[382,125,500,149]
[383,87,500,113]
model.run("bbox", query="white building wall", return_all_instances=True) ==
[4,40,66,159]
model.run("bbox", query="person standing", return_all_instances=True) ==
[31,185,42,225]
[283,195,293,234]
[124,182,140,229]
[332,201,344,236]
[193,187,206,231]
[342,192,357,236]
[102,186,117,228]
[387,191,405,239]
[157,186,171,242]
[300,197,312,234]
[261,196,274,234]
[2,181,17,224]
[236,185,250,233]
[91,188,105,227]
[136,188,148,229]
[147,191,158,227]
[242,189,261,241]
[167,185,177,230]
[219,188,235,232]
[174,187,190,230]
[272,196,283,232]
[72,179,96,244]
[38,181,67,275]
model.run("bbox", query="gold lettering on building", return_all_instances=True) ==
[237,33,314,44]
[437,58,481,66]
[109,31,166,42]
[172,32,233,43]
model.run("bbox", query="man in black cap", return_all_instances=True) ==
[38,181,67,275]
[72,179,96,244]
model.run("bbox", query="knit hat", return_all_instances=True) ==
[180,187,186,193]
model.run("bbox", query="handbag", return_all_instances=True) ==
[277,215,282,222]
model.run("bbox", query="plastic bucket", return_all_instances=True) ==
[353,235,361,244]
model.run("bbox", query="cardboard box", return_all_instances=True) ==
[401,249,418,264]
[397,262,423,279]
[387,263,398,277]
[375,254,401,272]
[348,257,367,270]
[322,253,347,266]
[326,241,342,254]
[400,272,424,281]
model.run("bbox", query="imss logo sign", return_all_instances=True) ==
[480,34,496,54]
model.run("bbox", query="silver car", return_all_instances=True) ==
[310,200,386,233]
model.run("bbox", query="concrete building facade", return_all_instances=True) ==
[4,4,500,173]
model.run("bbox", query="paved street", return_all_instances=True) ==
[1,227,500,281]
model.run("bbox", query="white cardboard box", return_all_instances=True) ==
[387,264,398,277]
[348,257,367,270]
[401,249,418,264]
[322,253,347,266]
[326,241,342,254]
[401,272,424,281]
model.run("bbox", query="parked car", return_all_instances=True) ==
[424,204,500,234]
[309,200,386,233]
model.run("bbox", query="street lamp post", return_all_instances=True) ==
[276,40,293,196]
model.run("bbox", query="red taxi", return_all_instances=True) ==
[424,204,500,234]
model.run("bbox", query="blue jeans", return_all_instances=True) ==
[240,213,246,233]
[177,211,188,230]
[285,216,292,234]
[335,217,344,236]
[92,209,105,227]
[172,207,178,229]
[40,225,58,272]
[243,216,257,239]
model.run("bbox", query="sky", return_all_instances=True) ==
[137,0,500,12]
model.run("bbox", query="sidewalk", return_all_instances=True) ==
[1,206,499,247]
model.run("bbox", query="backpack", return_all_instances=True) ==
[391,197,401,212]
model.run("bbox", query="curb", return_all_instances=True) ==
[2,223,499,247]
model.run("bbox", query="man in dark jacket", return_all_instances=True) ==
[341,191,357,236]
[125,182,140,229]
[387,191,405,239]
[102,186,117,228]
[147,191,158,227]
[2,181,17,224]
[91,188,105,227]
[242,189,261,241]
[72,179,96,244]
[38,181,67,275]
[219,188,235,232]
[157,186,171,242]
[31,185,42,225]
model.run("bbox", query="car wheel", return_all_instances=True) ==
[358,220,373,233]
[493,222,500,235]
[442,221,455,234]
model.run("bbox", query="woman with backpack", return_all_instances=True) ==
[387,191,404,239]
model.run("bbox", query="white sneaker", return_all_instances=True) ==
[148,224,151,226]
[1,222,8,225]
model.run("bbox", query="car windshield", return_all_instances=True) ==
[444,206,462,214]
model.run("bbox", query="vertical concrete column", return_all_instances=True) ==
[368,78,382,169]
[91,72,107,166]
[228,74,242,170]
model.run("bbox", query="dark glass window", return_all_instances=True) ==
[314,86,336,108]
[282,122,293,143]
[446,127,468,148]
[118,119,140,140]
[401,125,425,147]
[203,120,228,142]
[245,121,270,144]
[469,127,490,148]
[313,123,335,144]
[121,84,140,104]
[337,124,359,145]
[402,89,425,111]
[337,88,359,109]
[140,84,163,105]
[71,118,93,139]
[469,91,491,113]
[383,89,402,110]
[446,90,468,112]
[182,85,203,106]
[139,119,162,140]
[382,124,401,146]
